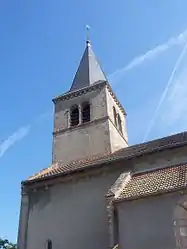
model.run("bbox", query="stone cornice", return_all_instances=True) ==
[53,116,109,136]
[53,115,127,144]
[52,81,106,103]
[52,81,127,117]
[106,83,127,116]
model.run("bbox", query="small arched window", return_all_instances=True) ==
[113,107,117,126]
[82,102,90,123]
[70,105,79,127]
[47,239,52,249]
[118,114,122,134]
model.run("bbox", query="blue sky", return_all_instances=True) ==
[1,0,187,242]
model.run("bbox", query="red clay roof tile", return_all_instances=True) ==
[23,131,187,185]
[116,164,187,201]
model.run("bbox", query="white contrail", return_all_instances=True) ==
[0,111,51,159]
[109,29,187,83]
[0,125,31,158]
[162,66,187,125]
[143,41,187,142]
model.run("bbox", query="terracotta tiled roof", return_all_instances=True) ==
[23,131,187,185]
[113,131,187,158]
[116,164,187,201]
[25,152,111,183]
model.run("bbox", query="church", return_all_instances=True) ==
[17,38,187,249]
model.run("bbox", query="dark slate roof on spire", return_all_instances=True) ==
[70,41,107,91]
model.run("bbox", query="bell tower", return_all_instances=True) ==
[52,40,128,164]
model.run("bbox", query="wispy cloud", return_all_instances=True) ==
[143,41,187,141]
[34,109,52,125]
[0,125,31,158]
[162,64,187,126]
[109,29,187,83]
[0,110,51,159]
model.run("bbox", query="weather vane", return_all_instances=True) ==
[86,25,91,43]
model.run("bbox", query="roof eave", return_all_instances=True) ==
[114,186,187,203]
[52,80,107,103]
[22,155,116,186]
[22,140,187,187]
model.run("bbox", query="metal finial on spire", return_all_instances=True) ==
[86,25,91,45]
[70,25,107,92]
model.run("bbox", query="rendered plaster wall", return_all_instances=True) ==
[25,169,125,249]
[53,119,111,164]
[133,145,187,173]
[105,87,128,145]
[117,192,184,249]
[108,121,128,153]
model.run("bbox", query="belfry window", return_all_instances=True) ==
[82,102,90,123]
[113,107,117,126]
[118,114,122,133]
[70,105,79,127]
[47,239,52,249]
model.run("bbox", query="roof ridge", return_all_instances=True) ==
[131,131,187,148]
[23,131,187,185]
[59,151,111,166]
[26,151,111,183]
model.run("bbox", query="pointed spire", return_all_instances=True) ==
[70,31,107,92]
